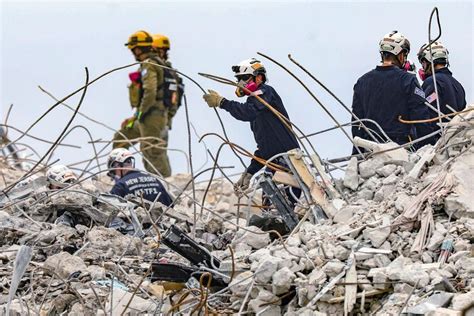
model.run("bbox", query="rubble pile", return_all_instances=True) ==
[0,107,473,315]
[219,109,474,315]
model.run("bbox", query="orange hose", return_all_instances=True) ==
[398,107,474,124]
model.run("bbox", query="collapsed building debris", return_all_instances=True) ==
[0,107,474,315]
[1,90,474,316]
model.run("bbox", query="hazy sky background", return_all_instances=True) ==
[1,0,473,180]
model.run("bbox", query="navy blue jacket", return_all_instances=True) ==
[110,170,172,206]
[352,65,433,146]
[220,83,299,175]
[422,67,466,120]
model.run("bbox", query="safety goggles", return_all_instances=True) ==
[107,157,135,178]
[235,74,252,82]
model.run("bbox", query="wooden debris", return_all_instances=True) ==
[344,252,357,316]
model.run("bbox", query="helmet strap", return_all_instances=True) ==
[394,53,406,68]
[422,60,433,76]
[255,74,264,85]
[158,48,168,60]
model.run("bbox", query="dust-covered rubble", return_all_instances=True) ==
[0,107,474,314]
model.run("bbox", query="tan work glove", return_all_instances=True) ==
[234,172,252,196]
[203,90,223,108]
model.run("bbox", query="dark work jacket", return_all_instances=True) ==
[220,83,299,175]
[422,67,466,120]
[110,170,172,206]
[351,65,433,149]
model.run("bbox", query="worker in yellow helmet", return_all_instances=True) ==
[152,34,184,132]
[112,30,171,177]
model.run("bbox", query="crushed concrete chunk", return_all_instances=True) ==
[272,267,296,295]
[363,216,391,248]
[43,252,87,279]
[343,157,359,190]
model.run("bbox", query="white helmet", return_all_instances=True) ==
[379,30,411,56]
[46,165,77,188]
[232,58,267,80]
[417,41,449,64]
[107,148,135,177]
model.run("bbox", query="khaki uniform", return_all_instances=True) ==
[165,60,179,131]
[113,53,171,177]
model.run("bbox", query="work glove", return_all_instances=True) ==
[121,116,136,129]
[203,90,224,108]
[234,172,252,196]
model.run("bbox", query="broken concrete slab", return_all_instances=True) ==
[43,251,87,279]
[363,216,391,248]
[105,288,154,315]
[272,267,296,295]
[404,291,454,315]
[343,157,359,191]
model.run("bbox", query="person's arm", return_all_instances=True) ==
[220,88,268,122]
[246,148,265,175]
[139,62,164,117]
[158,188,173,207]
[110,183,127,197]
[406,76,434,137]
[351,81,364,139]
[422,79,436,106]
[167,67,181,127]
[219,97,261,122]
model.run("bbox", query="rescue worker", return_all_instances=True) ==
[417,41,466,143]
[351,31,433,153]
[151,34,184,132]
[113,30,171,177]
[46,165,79,226]
[107,148,173,207]
[202,58,300,194]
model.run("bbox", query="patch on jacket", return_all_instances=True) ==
[141,68,148,77]
[426,92,437,103]
[414,87,426,98]
[250,90,263,96]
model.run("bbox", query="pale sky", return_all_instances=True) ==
[1,0,473,179]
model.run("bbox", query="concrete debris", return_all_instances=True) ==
[106,288,155,315]
[1,108,474,314]
[343,157,359,190]
[43,251,87,279]
[272,267,296,295]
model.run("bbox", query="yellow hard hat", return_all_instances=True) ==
[152,34,170,49]
[125,30,153,49]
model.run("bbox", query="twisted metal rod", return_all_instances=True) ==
[142,60,247,170]
[287,54,380,144]
[302,118,391,142]
[0,124,80,148]
[199,71,340,198]
[44,124,101,174]
[2,67,90,195]
[37,83,165,179]
[257,51,363,156]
